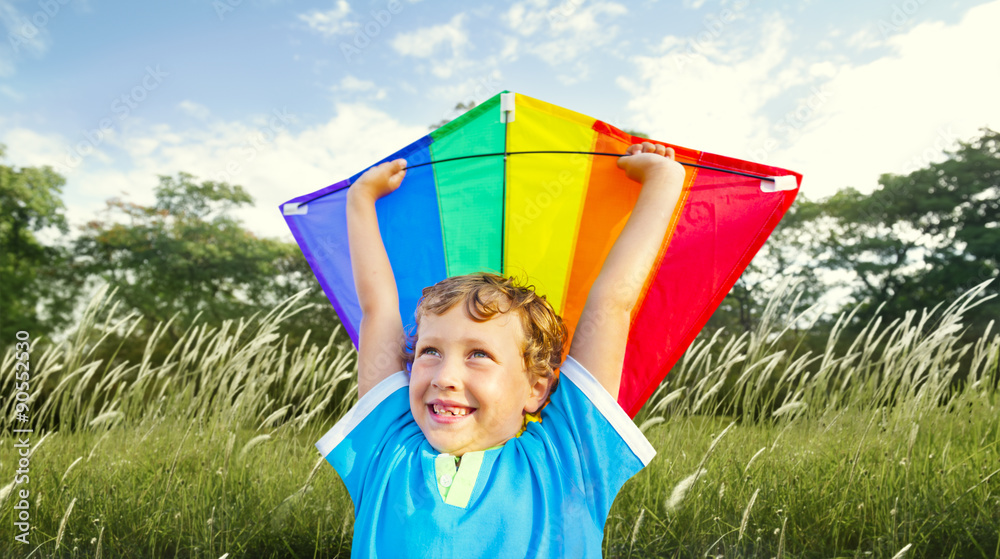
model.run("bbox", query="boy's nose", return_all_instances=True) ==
[431,359,463,390]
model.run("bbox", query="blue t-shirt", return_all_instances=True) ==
[316,356,656,558]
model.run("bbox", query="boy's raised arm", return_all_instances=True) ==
[568,143,686,399]
[347,159,408,398]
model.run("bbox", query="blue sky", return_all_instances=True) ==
[2,0,998,241]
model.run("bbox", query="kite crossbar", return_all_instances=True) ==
[402,151,778,182]
[294,151,789,207]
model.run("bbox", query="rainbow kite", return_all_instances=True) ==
[281,91,800,417]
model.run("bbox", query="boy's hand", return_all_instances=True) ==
[617,142,685,186]
[350,158,407,202]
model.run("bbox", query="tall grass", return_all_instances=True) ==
[0,283,996,558]
[1,286,358,435]
[620,280,998,558]
[637,280,998,425]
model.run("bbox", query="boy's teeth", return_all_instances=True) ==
[433,404,471,416]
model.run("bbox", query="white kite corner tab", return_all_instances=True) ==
[500,92,515,123]
[760,175,798,193]
[282,202,308,216]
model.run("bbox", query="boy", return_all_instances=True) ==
[317,142,686,557]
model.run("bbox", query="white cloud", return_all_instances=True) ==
[178,100,211,120]
[620,1,1000,199]
[503,1,628,83]
[504,0,547,37]
[500,35,519,62]
[391,13,471,79]
[2,103,428,241]
[1,127,70,168]
[338,76,374,91]
[619,17,801,160]
[298,0,358,37]
[333,76,387,100]
[391,13,468,58]
[0,0,51,75]
[777,0,1000,197]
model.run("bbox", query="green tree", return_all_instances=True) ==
[813,128,999,329]
[75,172,340,349]
[0,147,83,342]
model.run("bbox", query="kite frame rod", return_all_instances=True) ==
[404,151,777,182]
[297,150,776,206]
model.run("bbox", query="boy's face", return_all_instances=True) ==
[409,304,549,456]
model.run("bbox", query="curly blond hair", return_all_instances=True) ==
[403,273,567,410]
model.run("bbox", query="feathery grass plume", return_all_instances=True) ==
[693,421,735,475]
[271,455,326,515]
[771,400,806,420]
[88,410,123,429]
[239,434,272,461]
[776,516,787,559]
[690,377,726,415]
[737,488,760,542]
[339,511,353,536]
[223,431,236,471]
[87,430,112,461]
[95,525,104,559]
[60,457,83,485]
[0,481,13,508]
[55,496,77,549]
[258,404,291,430]
[744,447,766,475]
[665,468,707,513]
[638,416,664,434]
[300,455,326,491]
[630,508,645,545]
[648,386,687,415]
[769,415,800,451]
[628,507,646,554]
[890,543,913,559]
[27,430,55,459]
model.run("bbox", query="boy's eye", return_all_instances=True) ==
[470,349,492,360]
[418,347,440,357]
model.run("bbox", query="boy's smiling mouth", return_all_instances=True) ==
[428,400,476,422]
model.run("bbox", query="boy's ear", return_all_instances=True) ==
[524,374,552,413]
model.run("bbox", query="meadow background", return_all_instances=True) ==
[1,273,997,558]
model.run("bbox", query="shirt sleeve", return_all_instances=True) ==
[315,371,414,507]
[537,356,656,524]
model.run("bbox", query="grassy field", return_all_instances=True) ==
[1,284,997,558]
